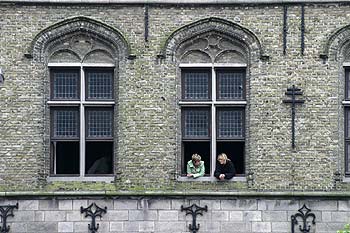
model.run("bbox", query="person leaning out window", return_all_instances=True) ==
[214,153,236,180]
[187,154,205,178]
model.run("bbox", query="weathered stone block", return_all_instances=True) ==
[58,222,73,232]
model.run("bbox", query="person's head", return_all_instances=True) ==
[217,153,229,165]
[191,153,202,167]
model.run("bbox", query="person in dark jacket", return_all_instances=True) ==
[214,153,236,180]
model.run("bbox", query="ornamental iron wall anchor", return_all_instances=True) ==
[80,203,107,233]
[282,85,305,148]
[291,204,316,233]
[0,203,18,233]
[181,204,208,233]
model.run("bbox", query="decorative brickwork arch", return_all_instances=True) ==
[321,24,350,62]
[27,16,131,63]
[160,17,267,63]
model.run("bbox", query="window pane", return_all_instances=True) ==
[183,109,210,138]
[182,141,210,175]
[86,142,113,175]
[53,109,79,138]
[183,71,210,99]
[54,141,79,174]
[217,142,244,175]
[86,70,113,99]
[217,70,244,100]
[87,109,113,138]
[347,109,350,138]
[347,70,350,99]
[347,143,350,174]
[52,71,79,99]
[217,109,244,138]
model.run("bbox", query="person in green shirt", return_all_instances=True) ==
[187,154,205,178]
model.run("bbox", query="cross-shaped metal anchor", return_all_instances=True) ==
[283,85,305,148]
[181,204,208,233]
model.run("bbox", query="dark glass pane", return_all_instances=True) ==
[217,109,243,138]
[86,109,113,138]
[54,141,79,174]
[217,71,244,100]
[53,71,79,99]
[86,142,113,175]
[53,109,79,138]
[86,71,113,100]
[217,141,244,175]
[183,109,210,138]
[347,109,350,139]
[183,71,210,99]
[347,143,350,174]
[183,141,210,175]
[347,71,350,99]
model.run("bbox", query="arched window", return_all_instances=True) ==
[29,17,130,181]
[321,24,350,178]
[162,18,265,179]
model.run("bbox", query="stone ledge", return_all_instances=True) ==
[2,190,350,198]
[1,0,350,4]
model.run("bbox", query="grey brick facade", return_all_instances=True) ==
[2,1,350,232]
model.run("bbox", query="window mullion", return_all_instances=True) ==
[80,66,85,177]
[211,65,216,177]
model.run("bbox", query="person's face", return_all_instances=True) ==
[218,157,225,165]
[193,160,201,167]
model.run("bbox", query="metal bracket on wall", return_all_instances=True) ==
[80,203,107,233]
[291,204,316,233]
[301,4,305,56]
[282,85,305,149]
[181,204,208,233]
[0,203,18,233]
[283,5,288,55]
[144,4,149,42]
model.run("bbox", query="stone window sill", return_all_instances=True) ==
[177,176,246,182]
[47,176,114,183]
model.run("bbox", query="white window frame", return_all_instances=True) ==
[47,62,115,182]
[178,63,247,181]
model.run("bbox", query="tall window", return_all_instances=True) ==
[180,66,246,177]
[49,66,114,177]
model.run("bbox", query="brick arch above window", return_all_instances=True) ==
[321,24,350,62]
[27,16,132,63]
[177,32,249,64]
[160,17,268,63]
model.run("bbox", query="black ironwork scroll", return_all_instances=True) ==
[291,204,316,233]
[181,204,208,233]
[283,85,305,148]
[80,203,107,233]
[0,203,18,233]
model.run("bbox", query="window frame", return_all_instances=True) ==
[179,63,247,180]
[47,63,115,182]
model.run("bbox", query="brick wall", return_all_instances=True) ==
[0,2,350,192]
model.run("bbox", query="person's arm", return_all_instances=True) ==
[187,161,192,176]
[224,161,236,179]
[192,162,205,178]
[214,163,221,179]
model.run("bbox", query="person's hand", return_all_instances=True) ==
[187,174,193,177]
[219,174,225,180]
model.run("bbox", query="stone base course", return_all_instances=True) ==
[0,197,348,233]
